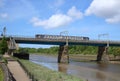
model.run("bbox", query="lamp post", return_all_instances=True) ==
[0,27,6,37]
[3,27,6,37]
[60,31,68,46]
[0,31,3,36]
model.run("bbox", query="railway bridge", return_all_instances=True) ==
[1,35,120,63]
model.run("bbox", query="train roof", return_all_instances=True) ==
[35,34,89,38]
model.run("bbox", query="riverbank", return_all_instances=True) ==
[69,54,120,64]
[30,53,120,64]
[0,66,4,81]
[19,59,84,81]
[29,54,120,81]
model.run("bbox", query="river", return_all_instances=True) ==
[30,54,120,81]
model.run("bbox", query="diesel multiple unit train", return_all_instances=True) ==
[35,34,89,41]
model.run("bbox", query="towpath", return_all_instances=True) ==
[3,54,30,81]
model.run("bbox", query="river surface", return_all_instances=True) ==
[30,54,120,81]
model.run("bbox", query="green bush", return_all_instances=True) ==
[0,36,8,55]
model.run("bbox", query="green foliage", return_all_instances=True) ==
[2,58,8,64]
[19,46,59,54]
[68,45,97,55]
[19,45,98,55]
[109,47,120,57]
[19,45,120,56]
[0,36,8,55]
[18,47,30,53]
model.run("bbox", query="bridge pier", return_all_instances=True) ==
[58,45,69,63]
[97,46,109,61]
[7,37,17,55]
[8,49,14,55]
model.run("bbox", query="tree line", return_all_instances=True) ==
[18,45,120,56]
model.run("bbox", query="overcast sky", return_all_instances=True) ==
[0,0,120,48]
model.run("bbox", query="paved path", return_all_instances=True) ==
[4,54,30,81]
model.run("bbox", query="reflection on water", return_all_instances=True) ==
[95,63,107,81]
[96,71,106,81]
[58,63,68,73]
[30,54,120,81]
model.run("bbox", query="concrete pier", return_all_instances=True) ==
[58,45,69,63]
[97,46,109,61]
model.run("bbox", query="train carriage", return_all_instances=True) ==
[35,34,89,41]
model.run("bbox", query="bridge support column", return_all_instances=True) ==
[97,46,109,61]
[58,45,69,63]
[97,46,105,61]
[8,49,14,55]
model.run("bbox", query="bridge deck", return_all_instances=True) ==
[0,36,120,46]
[13,37,120,46]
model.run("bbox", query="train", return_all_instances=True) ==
[35,34,89,41]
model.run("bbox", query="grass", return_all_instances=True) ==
[0,66,4,81]
[19,59,83,81]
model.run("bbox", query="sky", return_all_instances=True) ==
[0,0,120,48]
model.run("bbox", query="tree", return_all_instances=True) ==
[112,47,120,58]
[0,36,8,55]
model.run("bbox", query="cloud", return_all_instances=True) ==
[67,6,83,19]
[30,6,83,29]
[0,13,8,19]
[30,14,72,29]
[85,0,120,24]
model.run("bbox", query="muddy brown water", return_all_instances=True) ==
[30,54,120,81]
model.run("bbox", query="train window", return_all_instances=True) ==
[81,37,83,40]
[44,35,46,38]
[49,36,51,39]
[53,36,54,39]
[70,37,72,40]
[52,36,54,39]
[72,37,74,40]
[75,37,77,40]
[51,36,53,39]
[78,37,80,40]
[47,35,49,38]
[76,37,78,40]
[78,37,81,40]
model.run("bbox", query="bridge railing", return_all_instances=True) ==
[6,35,35,38]
[90,39,120,43]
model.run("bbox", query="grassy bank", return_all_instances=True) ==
[19,59,83,81]
[0,66,4,81]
